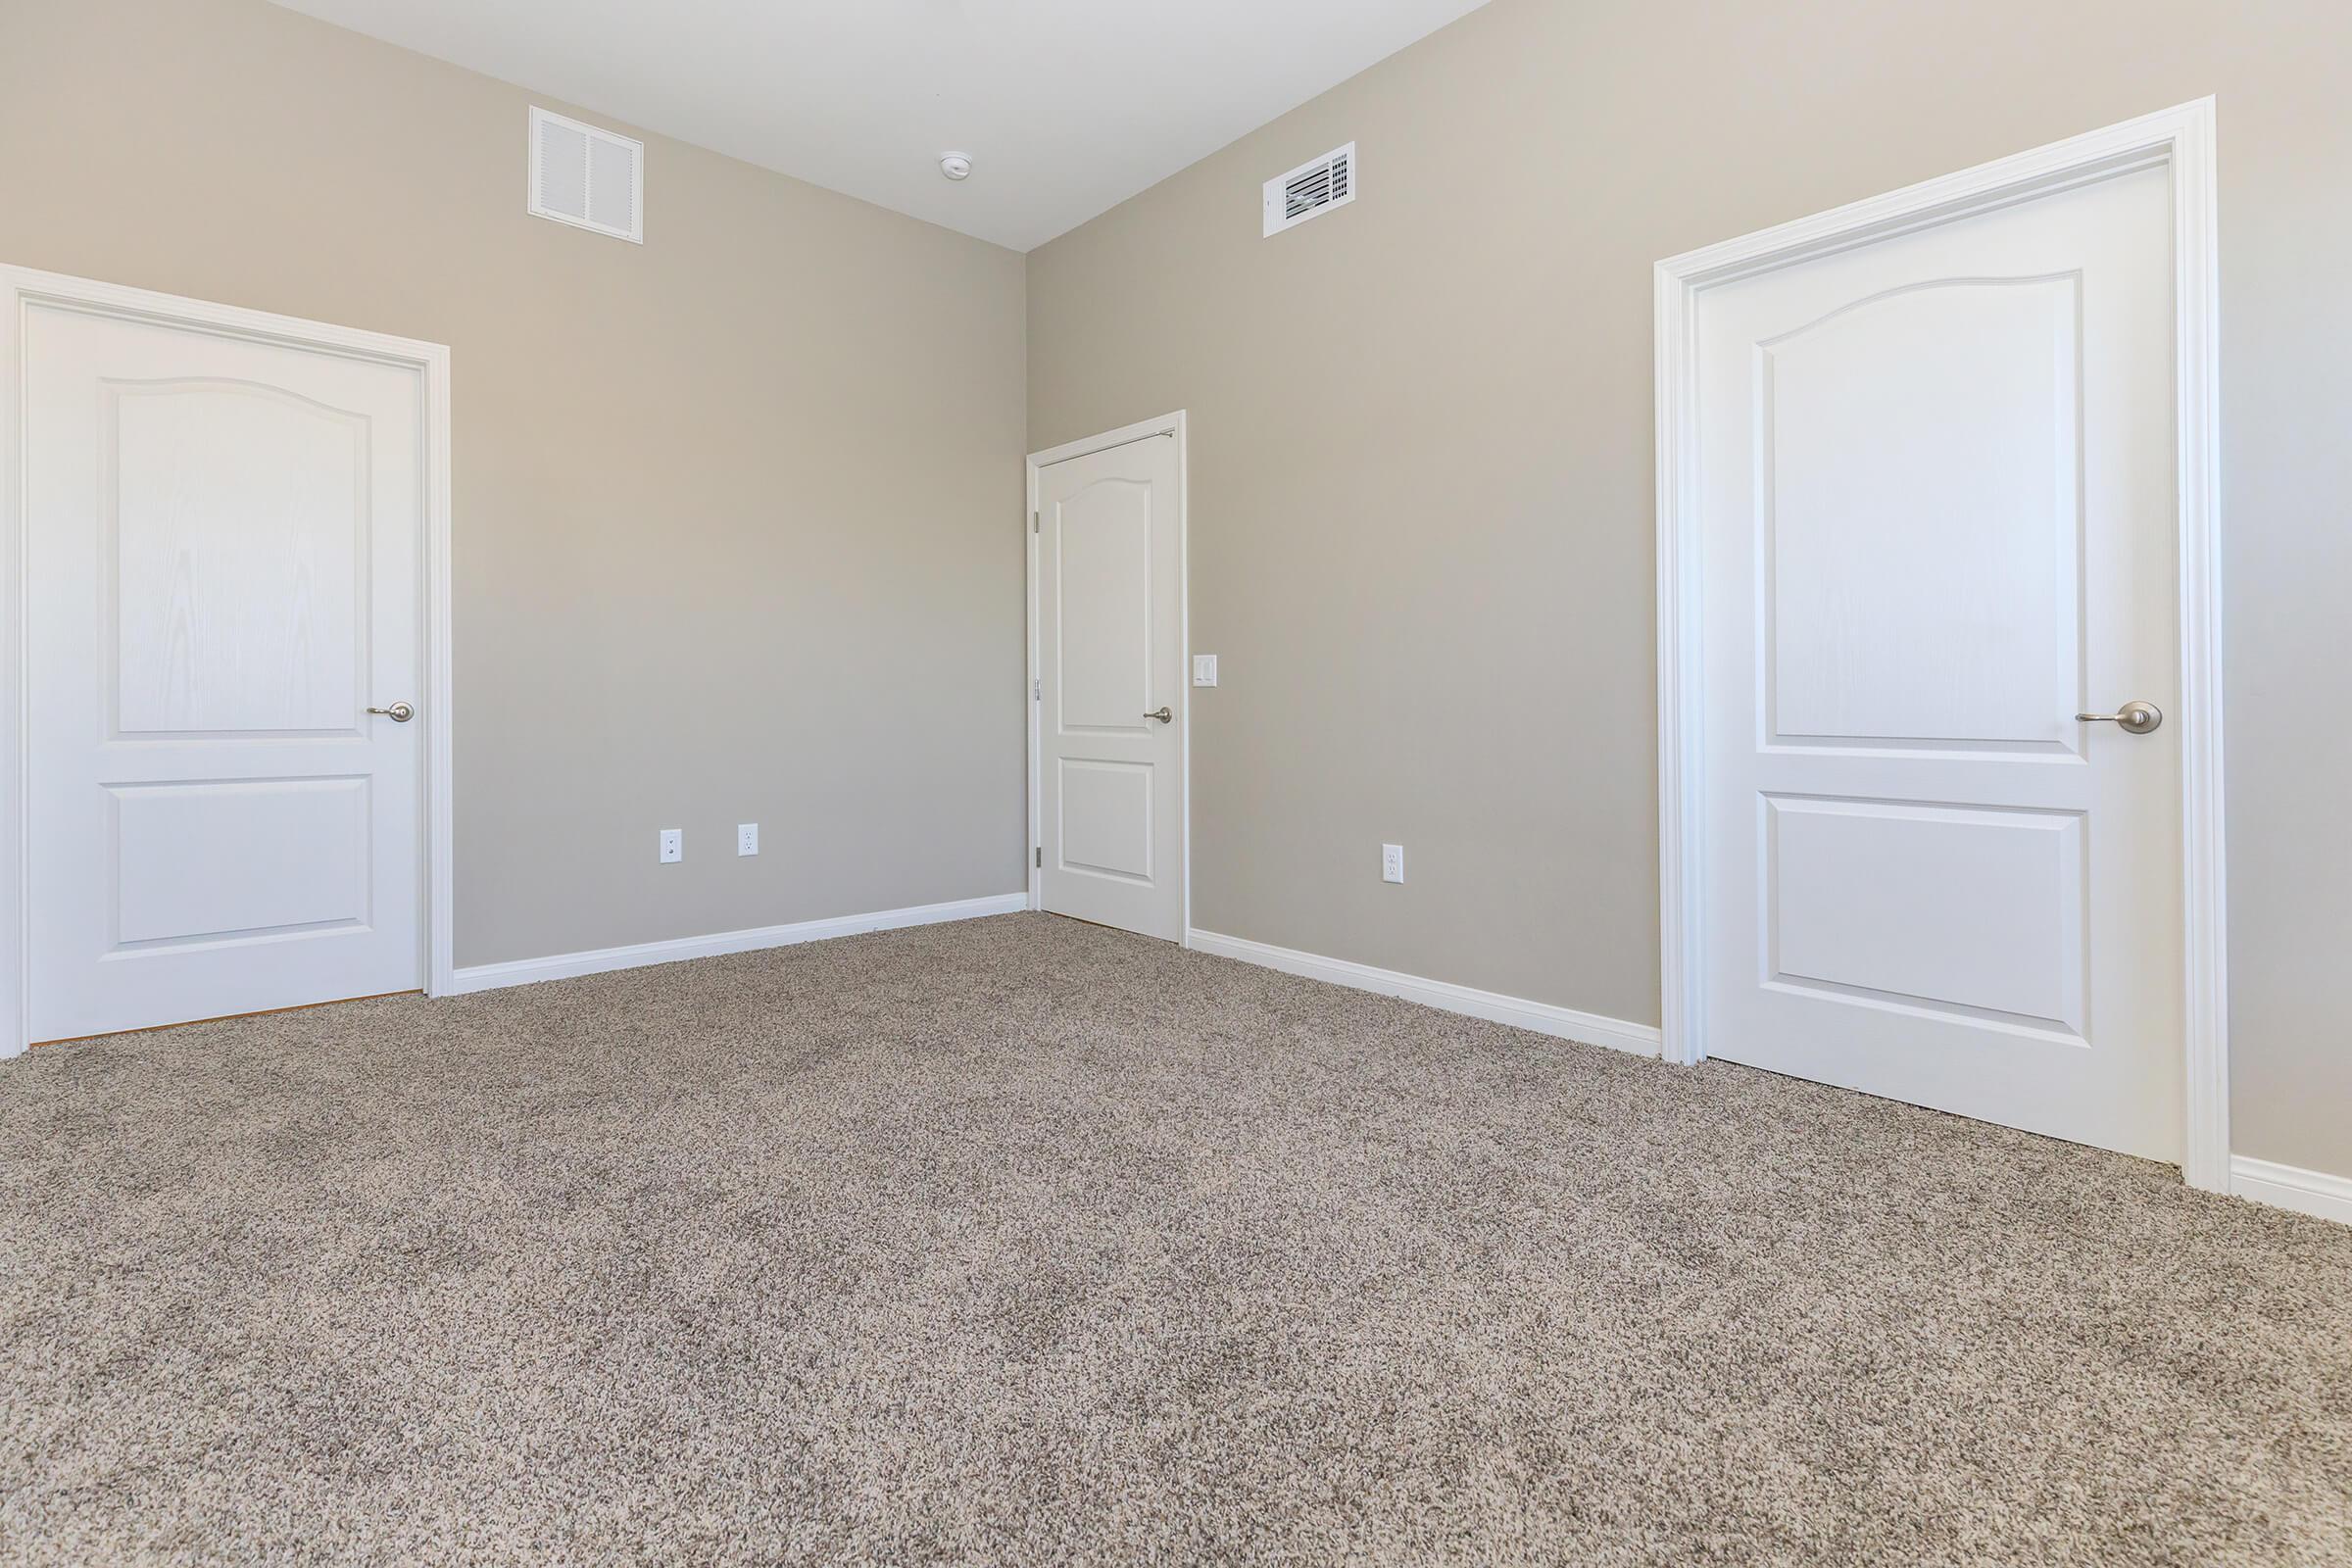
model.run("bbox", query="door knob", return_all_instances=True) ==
[367,702,416,723]
[1144,706,1173,724]
[2075,700,2161,735]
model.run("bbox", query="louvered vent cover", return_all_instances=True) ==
[528,107,644,244]
[1263,142,1356,237]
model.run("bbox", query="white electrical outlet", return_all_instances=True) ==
[737,823,759,857]
[659,828,683,863]
[1193,654,1218,687]
[1382,843,1404,884]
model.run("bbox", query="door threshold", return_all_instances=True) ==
[31,990,421,1048]
[1037,908,1177,943]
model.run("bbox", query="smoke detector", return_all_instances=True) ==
[939,153,973,182]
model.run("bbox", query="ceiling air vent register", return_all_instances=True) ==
[528,107,644,244]
[1263,142,1356,237]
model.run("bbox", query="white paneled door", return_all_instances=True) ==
[1694,162,2184,1159]
[1035,429,1184,941]
[24,300,428,1042]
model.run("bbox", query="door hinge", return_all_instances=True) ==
[1035,847,1043,868]
[1032,510,1040,533]
[1033,678,1042,701]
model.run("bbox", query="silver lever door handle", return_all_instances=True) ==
[2075,700,2161,734]
[367,702,416,723]
[1144,706,1173,724]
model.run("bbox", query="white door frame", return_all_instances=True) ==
[1654,100,2227,1189]
[1025,411,1191,942]
[0,264,457,1055]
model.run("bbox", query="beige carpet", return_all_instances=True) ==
[1,912,2346,1566]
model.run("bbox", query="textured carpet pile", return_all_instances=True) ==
[0,912,2346,1565]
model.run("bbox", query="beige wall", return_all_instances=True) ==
[1027,0,2352,1177]
[5,0,2340,1176]
[1,0,1030,968]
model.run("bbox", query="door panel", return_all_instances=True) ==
[1764,795,2086,1035]
[112,382,368,735]
[1697,164,2181,1159]
[1055,477,1153,732]
[1058,759,1154,882]
[1037,435,1182,940]
[26,303,425,1040]
[1764,277,2080,750]
[109,776,372,947]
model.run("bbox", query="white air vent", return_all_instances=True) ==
[528,107,643,244]
[1263,142,1355,237]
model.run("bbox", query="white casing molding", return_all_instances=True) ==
[0,264,456,1055]
[1653,99,2229,1190]
[448,893,1027,995]
[2230,1156,2352,1228]
[1188,928,1661,1057]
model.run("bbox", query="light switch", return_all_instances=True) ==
[1193,654,1218,687]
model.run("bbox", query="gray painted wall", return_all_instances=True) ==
[1026,0,2352,1178]
[1,0,1032,969]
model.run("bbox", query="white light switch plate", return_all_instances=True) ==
[1382,844,1404,884]
[1193,654,1218,687]
[659,828,683,863]
[737,823,759,857]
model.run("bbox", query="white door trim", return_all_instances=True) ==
[1653,99,2226,1189]
[1025,411,1191,943]
[0,264,457,1056]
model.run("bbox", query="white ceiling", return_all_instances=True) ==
[270,0,1494,252]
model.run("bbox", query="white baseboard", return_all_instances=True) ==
[446,893,1029,996]
[2230,1155,2352,1227]
[1186,928,1661,1057]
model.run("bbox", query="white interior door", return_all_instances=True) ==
[25,300,427,1041]
[1694,163,2183,1160]
[1036,431,1183,941]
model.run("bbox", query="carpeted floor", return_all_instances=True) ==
[0,913,2346,1566]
